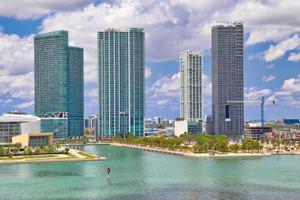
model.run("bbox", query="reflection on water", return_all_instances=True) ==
[0,145,300,200]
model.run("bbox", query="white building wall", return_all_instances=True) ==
[175,120,188,137]
[21,120,41,134]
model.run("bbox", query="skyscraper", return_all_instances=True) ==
[211,22,244,138]
[180,50,202,120]
[34,30,84,138]
[98,28,144,139]
[178,50,203,135]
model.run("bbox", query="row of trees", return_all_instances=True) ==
[0,145,69,158]
[115,133,263,153]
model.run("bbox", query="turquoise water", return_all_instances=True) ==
[0,145,300,200]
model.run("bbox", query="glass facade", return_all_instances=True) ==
[68,47,84,137]
[40,118,68,138]
[212,22,244,138]
[28,135,49,146]
[98,28,144,139]
[0,122,20,143]
[34,30,84,138]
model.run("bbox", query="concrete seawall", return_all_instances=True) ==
[110,143,271,158]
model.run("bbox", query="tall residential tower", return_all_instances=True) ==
[177,50,203,135]
[180,50,202,120]
[97,28,144,139]
[34,30,84,138]
[211,22,244,138]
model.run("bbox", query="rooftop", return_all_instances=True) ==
[0,114,40,123]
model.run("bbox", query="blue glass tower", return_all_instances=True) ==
[98,28,144,139]
[34,30,84,138]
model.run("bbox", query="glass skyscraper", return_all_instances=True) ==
[97,28,144,139]
[34,30,84,138]
[211,22,244,138]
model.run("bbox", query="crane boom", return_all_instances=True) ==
[226,96,275,134]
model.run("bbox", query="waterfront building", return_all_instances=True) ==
[211,22,244,138]
[179,50,203,135]
[34,30,84,138]
[0,113,41,143]
[12,132,53,147]
[180,50,202,120]
[98,28,145,139]
[174,118,202,137]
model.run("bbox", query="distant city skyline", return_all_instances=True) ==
[0,0,299,121]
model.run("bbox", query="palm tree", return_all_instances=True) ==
[0,147,5,157]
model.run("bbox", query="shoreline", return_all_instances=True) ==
[0,148,106,165]
[111,143,272,158]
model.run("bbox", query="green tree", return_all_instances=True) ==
[0,147,5,157]
[195,134,216,153]
[64,147,70,154]
[228,144,240,153]
[214,135,229,152]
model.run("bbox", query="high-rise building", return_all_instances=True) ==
[211,22,244,138]
[179,50,203,135]
[98,28,144,139]
[180,50,202,120]
[34,30,84,138]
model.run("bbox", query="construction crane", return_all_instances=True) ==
[226,96,275,133]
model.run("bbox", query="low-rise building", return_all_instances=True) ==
[244,126,273,140]
[0,113,41,143]
[175,118,202,137]
[12,132,53,147]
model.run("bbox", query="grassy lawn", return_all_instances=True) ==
[0,154,58,160]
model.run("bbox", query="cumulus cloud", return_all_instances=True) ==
[0,0,92,19]
[262,75,276,82]
[0,72,34,99]
[0,33,33,75]
[267,74,300,107]
[264,34,300,62]
[281,75,300,93]
[245,87,272,100]
[288,52,300,62]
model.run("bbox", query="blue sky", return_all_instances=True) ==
[0,0,299,121]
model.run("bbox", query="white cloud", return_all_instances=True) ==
[264,34,300,62]
[151,72,180,98]
[0,33,33,75]
[262,75,276,82]
[245,87,272,100]
[156,99,169,106]
[288,52,300,62]
[145,67,152,78]
[17,101,34,109]
[0,0,92,19]
[0,72,34,99]
[281,75,300,93]
[267,74,300,107]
